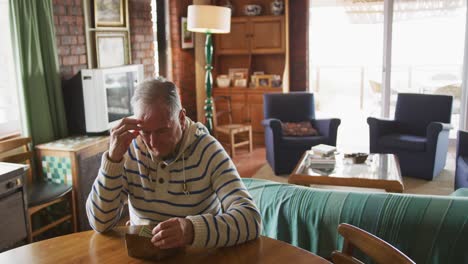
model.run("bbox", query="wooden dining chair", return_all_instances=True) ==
[213,95,253,158]
[332,223,415,264]
[0,136,77,243]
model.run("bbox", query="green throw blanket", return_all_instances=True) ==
[243,178,468,264]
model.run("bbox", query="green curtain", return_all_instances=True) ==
[9,0,68,145]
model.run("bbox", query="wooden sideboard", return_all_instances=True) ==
[213,87,282,146]
[35,136,109,231]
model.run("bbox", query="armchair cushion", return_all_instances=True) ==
[379,134,427,152]
[282,121,319,136]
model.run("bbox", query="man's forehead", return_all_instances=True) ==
[136,104,172,128]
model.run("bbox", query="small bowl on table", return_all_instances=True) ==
[344,153,368,164]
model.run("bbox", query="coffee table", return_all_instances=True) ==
[288,151,404,193]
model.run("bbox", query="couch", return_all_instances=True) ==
[243,178,468,263]
[368,93,452,180]
[262,92,341,175]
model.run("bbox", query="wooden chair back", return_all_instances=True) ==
[332,223,415,264]
[213,95,233,130]
[0,136,34,184]
[212,95,252,157]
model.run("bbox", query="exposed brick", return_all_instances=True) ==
[58,46,70,56]
[62,55,79,66]
[77,36,85,44]
[79,55,87,64]
[76,16,84,25]
[134,35,145,42]
[68,6,82,16]
[54,6,66,16]
[56,25,68,35]
[61,35,77,45]
[71,45,86,55]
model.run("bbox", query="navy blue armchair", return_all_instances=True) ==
[368,93,452,180]
[262,92,341,175]
[455,130,468,190]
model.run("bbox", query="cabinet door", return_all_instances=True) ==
[215,18,250,55]
[250,16,285,54]
[247,93,265,134]
[230,94,247,124]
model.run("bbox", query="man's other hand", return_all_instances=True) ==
[151,218,194,249]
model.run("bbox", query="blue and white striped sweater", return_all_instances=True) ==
[86,119,262,248]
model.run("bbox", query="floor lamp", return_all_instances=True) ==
[187,5,231,134]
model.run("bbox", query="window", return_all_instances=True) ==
[0,0,22,137]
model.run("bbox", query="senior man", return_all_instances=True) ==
[86,78,261,249]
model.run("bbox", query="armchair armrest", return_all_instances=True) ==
[262,118,283,135]
[426,122,452,154]
[426,122,452,138]
[457,130,468,157]
[312,118,341,145]
[262,118,282,130]
[367,117,400,153]
[367,117,400,135]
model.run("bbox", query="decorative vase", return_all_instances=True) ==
[271,0,284,15]
[244,4,262,16]
[223,0,234,14]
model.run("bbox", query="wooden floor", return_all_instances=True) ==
[231,147,266,178]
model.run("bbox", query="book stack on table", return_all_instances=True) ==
[307,144,337,170]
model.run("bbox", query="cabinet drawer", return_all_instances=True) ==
[0,191,27,249]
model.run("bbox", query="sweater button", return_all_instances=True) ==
[161,163,167,169]
[158,178,165,184]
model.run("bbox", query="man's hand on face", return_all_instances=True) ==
[151,218,194,249]
[108,117,141,162]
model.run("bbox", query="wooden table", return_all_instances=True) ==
[289,152,404,193]
[0,226,330,264]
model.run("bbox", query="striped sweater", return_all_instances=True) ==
[86,118,262,248]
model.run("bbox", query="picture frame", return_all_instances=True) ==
[94,0,125,27]
[181,17,194,49]
[228,68,248,81]
[234,78,247,87]
[255,74,273,87]
[95,31,130,68]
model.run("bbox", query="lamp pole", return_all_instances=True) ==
[204,32,214,134]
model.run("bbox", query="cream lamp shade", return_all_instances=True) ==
[187,5,231,34]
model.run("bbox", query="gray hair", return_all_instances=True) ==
[131,77,182,119]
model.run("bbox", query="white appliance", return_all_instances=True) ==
[64,64,144,135]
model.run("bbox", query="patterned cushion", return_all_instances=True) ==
[281,121,318,136]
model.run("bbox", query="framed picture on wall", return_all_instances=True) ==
[94,0,125,27]
[181,17,194,49]
[95,31,130,68]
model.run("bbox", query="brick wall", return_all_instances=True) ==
[52,0,155,80]
[53,0,87,80]
[129,0,155,78]
[168,0,197,121]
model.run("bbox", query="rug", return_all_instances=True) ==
[251,153,456,196]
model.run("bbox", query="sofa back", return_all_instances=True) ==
[243,178,468,264]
